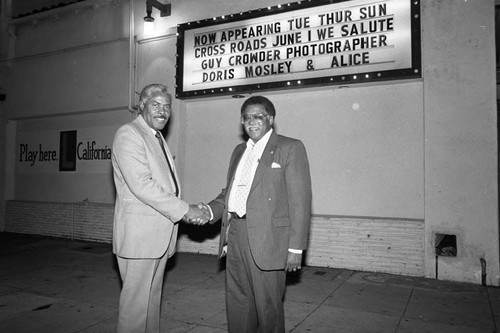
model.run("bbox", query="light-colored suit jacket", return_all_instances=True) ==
[112,115,189,259]
[209,131,312,270]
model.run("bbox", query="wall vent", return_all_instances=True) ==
[435,234,457,257]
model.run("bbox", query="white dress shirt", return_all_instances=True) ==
[227,129,272,214]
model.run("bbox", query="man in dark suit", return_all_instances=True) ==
[112,83,208,332]
[207,95,312,333]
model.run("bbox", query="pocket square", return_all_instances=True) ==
[271,162,281,168]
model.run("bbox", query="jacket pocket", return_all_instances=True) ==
[125,203,157,216]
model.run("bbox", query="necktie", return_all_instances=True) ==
[155,131,179,196]
[232,148,255,217]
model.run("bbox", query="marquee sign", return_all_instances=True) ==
[175,0,421,99]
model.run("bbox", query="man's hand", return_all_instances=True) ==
[183,203,210,225]
[285,252,303,272]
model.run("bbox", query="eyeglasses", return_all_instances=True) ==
[241,113,269,124]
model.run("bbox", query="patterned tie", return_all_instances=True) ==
[155,131,179,196]
[232,147,255,217]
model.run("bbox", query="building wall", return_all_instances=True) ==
[421,0,499,284]
[0,0,497,285]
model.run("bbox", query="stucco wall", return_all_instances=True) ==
[183,83,424,218]
[421,0,498,284]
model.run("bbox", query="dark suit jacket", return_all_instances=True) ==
[112,115,188,259]
[209,131,312,270]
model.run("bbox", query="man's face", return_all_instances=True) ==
[241,104,274,143]
[140,92,172,131]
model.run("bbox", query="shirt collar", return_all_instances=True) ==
[246,128,273,151]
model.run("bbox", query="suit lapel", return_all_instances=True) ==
[135,115,180,193]
[249,132,278,194]
[226,144,246,197]
[157,135,177,174]
[135,116,164,163]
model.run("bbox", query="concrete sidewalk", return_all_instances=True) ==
[0,232,499,332]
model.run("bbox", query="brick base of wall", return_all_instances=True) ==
[306,216,424,276]
[5,200,113,243]
[4,200,424,276]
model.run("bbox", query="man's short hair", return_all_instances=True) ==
[240,96,276,117]
[138,84,169,112]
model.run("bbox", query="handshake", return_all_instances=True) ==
[183,203,211,225]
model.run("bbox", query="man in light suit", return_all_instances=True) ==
[112,83,208,333]
[207,96,312,333]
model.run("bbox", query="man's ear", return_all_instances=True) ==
[138,101,144,112]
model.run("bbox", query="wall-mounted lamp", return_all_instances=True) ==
[144,0,171,34]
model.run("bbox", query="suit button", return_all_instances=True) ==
[269,198,272,201]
